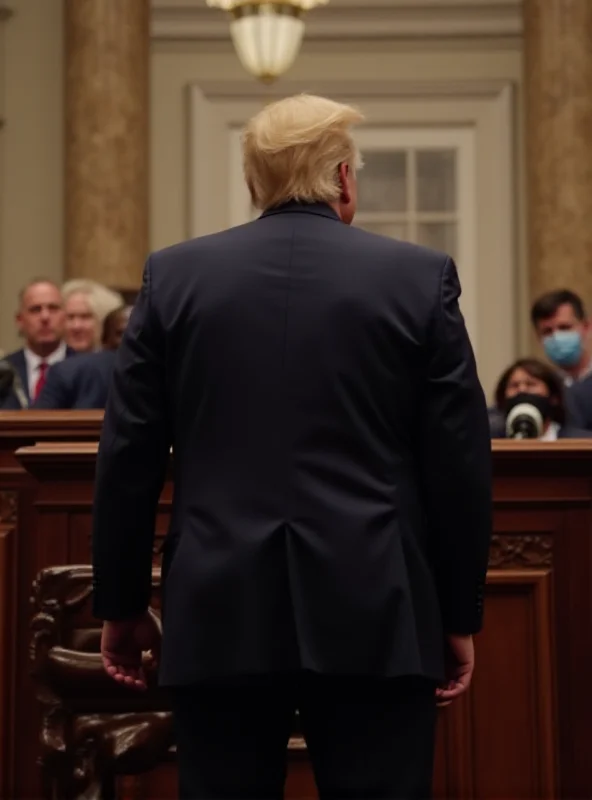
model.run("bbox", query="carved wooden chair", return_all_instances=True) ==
[30,565,174,800]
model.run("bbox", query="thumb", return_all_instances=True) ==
[147,623,162,662]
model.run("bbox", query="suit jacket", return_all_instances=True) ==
[0,346,75,409]
[566,375,592,431]
[487,407,506,438]
[558,425,592,438]
[33,350,116,410]
[92,201,492,686]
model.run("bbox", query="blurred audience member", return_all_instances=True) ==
[34,305,131,410]
[531,289,591,384]
[102,306,132,351]
[566,371,592,432]
[530,289,592,431]
[0,278,73,409]
[62,279,124,353]
[491,358,591,439]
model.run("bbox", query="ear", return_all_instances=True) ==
[338,162,352,205]
[246,180,258,209]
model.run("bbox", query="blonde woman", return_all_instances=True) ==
[61,279,124,353]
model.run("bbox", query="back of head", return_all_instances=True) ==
[242,94,364,210]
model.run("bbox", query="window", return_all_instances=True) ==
[355,128,475,267]
[354,127,477,341]
[228,125,477,344]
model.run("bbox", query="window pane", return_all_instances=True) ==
[416,149,456,212]
[417,222,457,258]
[357,222,408,241]
[357,151,407,213]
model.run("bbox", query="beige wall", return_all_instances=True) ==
[0,3,524,398]
[0,0,64,353]
[150,40,524,397]
[151,41,524,251]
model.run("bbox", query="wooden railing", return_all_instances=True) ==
[1,412,592,798]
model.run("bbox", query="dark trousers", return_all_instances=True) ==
[170,672,437,800]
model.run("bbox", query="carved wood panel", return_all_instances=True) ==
[0,489,16,527]
[0,490,17,800]
[15,439,592,799]
[489,533,553,569]
[469,569,556,799]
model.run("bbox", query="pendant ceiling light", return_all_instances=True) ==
[207,1,329,83]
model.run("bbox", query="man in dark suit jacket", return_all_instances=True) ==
[1,278,73,409]
[567,373,592,431]
[530,289,592,430]
[33,306,130,410]
[33,349,116,410]
[92,95,492,799]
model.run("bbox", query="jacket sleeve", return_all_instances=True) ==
[420,257,492,634]
[33,363,70,409]
[565,379,592,430]
[92,257,170,620]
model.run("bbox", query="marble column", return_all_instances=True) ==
[64,0,150,290]
[523,0,592,303]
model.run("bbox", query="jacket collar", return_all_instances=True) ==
[259,200,341,223]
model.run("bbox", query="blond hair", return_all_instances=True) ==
[62,279,124,329]
[242,94,364,210]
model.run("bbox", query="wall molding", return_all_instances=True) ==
[196,77,514,101]
[152,0,522,42]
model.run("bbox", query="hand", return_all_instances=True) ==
[436,634,474,707]
[100,610,162,691]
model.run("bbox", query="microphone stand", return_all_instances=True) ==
[0,361,29,408]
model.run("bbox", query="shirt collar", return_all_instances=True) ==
[540,421,560,441]
[24,340,67,369]
[562,358,592,387]
[259,201,341,223]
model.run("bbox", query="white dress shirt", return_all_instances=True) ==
[540,421,559,441]
[24,341,67,398]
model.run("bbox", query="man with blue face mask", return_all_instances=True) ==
[531,289,592,385]
[530,289,592,431]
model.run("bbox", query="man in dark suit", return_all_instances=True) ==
[0,278,73,409]
[566,372,592,431]
[34,306,131,410]
[530,289,592,429]
[93,95,492,799]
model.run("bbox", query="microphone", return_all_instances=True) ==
[0,360,29,408]
[505,402,544,439]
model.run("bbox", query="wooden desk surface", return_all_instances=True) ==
[4,433,592,799]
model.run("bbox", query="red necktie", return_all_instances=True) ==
[34,361,48,400]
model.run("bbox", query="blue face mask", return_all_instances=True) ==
[543,330,583,368]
